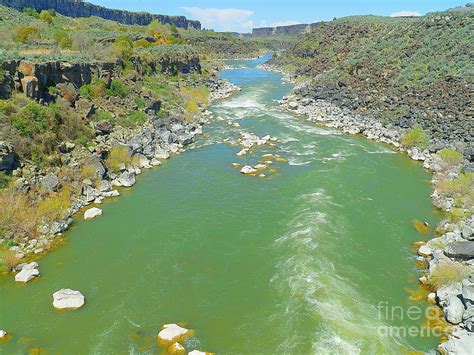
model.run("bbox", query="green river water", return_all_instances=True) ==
[1,55,440,354]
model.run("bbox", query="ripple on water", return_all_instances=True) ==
[271,188,406,354]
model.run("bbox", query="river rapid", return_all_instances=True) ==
[0,55,439,354]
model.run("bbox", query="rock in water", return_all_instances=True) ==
[0,330,7,338]
[156,324,190,345]
[189,351,210,355]
[84,207,103,220]
[14,262,40,283]
[240,166,257,174]
[52,289,85,310]
[168,342,185,355]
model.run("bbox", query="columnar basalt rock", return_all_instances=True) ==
[0,0,201,29]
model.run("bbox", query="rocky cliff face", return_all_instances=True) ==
[0,0,201,29]
[252,23,319,37]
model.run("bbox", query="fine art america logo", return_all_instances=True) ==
[377,301,446,337]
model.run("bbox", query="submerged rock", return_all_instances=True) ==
[84,207,103,220]
[168,342,185,355]
[0,330,7,338]
[52,289,85,310]
[156,324,190,345]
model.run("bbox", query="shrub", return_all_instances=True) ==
[0,172,10,189]
[0,248,19,271]
[427,261,471,290]
[80,164,99,181]
[437,148,463,167]
[53,30,72,49]
[106,146,132,172]
[10,102,51,137]
[38,188,71,222]
[134,38,153,48]
[17,26,39,43]
[79,79,106,100]
[0,188,38,239]
[92,110,113,121]
[134,97,145,108]
[0,101,18,116]
[438,173,474,198]
[401,127,429,148]
[23,7,39,18]
[106,80,130,98]
[117,111,147,128]
[112,34,134,62]
[39,10,55,24]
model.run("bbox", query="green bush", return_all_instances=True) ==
[118,111,147,128]
[79,79,106,100]
[53,30,72,49]
[93,110,113,121]
[106,146,132,172]
[10,102,51,137]
[106,80,130,98]
[437,148,463,167]
[23,7,39,18]
[17,26,39,43]
[0,171,10,189]
[401,127,429,148]
[112,34,134,62]
[39,10,55,24]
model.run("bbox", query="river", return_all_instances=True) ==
[0,55,439,354]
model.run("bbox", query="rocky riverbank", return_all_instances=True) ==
[1,76,240,268]
[262,64,474,352]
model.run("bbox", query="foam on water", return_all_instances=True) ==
[271,188,407,354]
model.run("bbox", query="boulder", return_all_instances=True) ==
[463,306,474,331]
[240,166,257,174]
[462,278,474,306]
[462,225,474,241]
[189,351,208,355]
[438,329,474,354]
[146,100,161,114]
[436,282,462,305]
[418,245,432,257]
[154,147,170,160]
[52,289,85,310]
[84,207,102,220]
[58,141,76,154]
[81,156,106,179]
[157,324,190,345]
[444,241,474,260]
[443,295,465,324]
[0,141,20,171]
[0,330,7,338]
[15,262,40,283]
[93,120,113,135]
[168,342,185,355]
[133,153,151,168]
[40,173,61,192]
[118,171,136,187]
[288,101,299,110]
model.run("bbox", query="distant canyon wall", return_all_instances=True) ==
[251,22,320,37]
[0,0,201,29]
